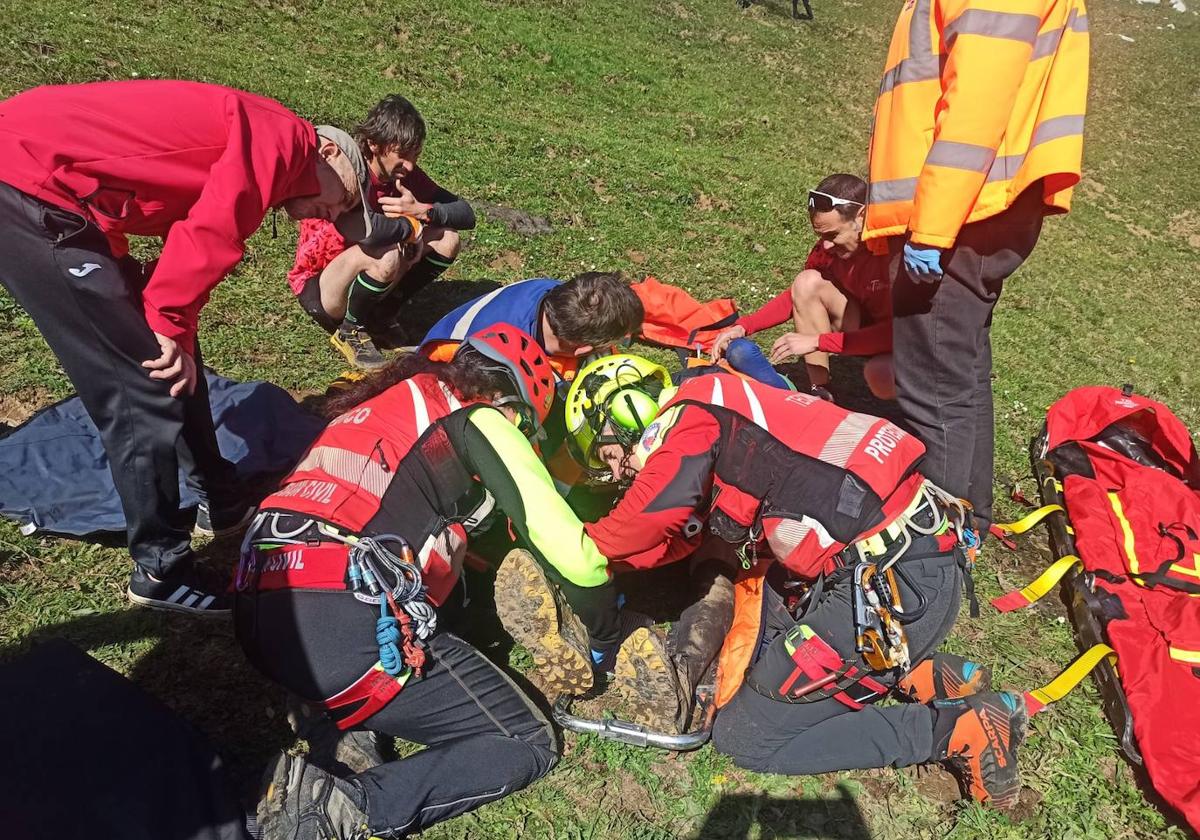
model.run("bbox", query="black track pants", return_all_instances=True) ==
[888,188,1044,530]
[236,587,557,836]
[712,545,962,774]
[0,182,237,576]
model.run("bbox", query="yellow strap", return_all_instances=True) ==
[1028,644,1117,707]
[1018,553,1083,604]
[1108,492,1140,576]
[994,504,1064,535]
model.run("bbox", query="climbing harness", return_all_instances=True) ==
[239,512,436,728]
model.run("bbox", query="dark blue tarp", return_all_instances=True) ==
[0,371,325,537]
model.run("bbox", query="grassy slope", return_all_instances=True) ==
[1,0,1198,837]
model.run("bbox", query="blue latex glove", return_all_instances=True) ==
[902,243,944,282]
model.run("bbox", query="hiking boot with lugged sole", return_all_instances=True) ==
[897,653,992,704]
[494,548,594,697]
[612,626,686,734]
[330,322,388,371]
[939,691,1028,809]
[258,751,371,840]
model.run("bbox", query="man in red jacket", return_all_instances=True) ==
[0,80,378,614]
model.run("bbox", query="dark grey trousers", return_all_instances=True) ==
[0,181,237,576]
[712,546,962,774]
[888,189,1045,529]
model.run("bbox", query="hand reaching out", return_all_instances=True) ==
[768,332,820,365]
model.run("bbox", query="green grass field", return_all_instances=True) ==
[2,0,1199,837]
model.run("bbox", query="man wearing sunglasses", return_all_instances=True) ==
[864,0,1089,536]
[710,174,894,400]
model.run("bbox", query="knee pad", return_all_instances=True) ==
[725,337,767,371]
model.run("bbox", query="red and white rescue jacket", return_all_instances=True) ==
[257,374,489,604]
[587,374,927,579]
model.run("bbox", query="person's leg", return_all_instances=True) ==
[349,631,558,835]
[320,243,420,369]
[370,228,462,322]
[889,248,994,510]
[244,589,557,838]
[955,198,1044,532]
[724,338,792,390]
[863,353,896,400]
[890,193,1044,521]
[790,269,852,388]
[0,185,202,588]
[174,341,250,535]
[712,545,962,774]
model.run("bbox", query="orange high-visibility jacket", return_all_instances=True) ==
[864,0,1089,250]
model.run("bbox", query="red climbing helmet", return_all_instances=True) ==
[461,323,556,436]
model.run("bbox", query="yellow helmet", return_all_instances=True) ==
[564,354,672,475]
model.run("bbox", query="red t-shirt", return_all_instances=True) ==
[736,244,892,356]
[286,166,445,294]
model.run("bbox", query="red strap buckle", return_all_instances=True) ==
[322,663,410,730]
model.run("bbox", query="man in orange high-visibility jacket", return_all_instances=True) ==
[864,0,1088,534]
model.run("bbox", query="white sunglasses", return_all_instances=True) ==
[808,190,864,212]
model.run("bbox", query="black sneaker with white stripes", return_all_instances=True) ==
[193,500,256,538]
[126,565,232,615]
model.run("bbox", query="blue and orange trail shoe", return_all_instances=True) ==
[937,691,1029,809]
[897,653,992,703]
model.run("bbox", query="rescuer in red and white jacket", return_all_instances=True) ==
[540,358,1034,810]
[239,325,617,839]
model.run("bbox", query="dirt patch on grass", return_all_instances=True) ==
[1168,210,1200,249]
[0,388,54,430]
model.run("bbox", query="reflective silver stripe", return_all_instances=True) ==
[406,378,431,436]
[880,0,938,95]
[293,446,392,498]
[448,287,503,340]
[740,379,768,430]
[710,377,725,407]
[1032,10,1089,61]
[986,154,1024,183]
[168,585,190,603]
[910,0,932,57]
[197,595,215,610]
[1032,114,1086,146]
[869,177,918,205]
[878,55,941,95]
[182,592,201,608]
[944,9,1040,48]
[817,412,878,468]
[926,140,996,174]
[985,115,1085,182]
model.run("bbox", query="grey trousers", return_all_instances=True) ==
[888,189,1045,530]
[712,546,962,774]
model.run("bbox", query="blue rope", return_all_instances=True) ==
[376,599,404,676]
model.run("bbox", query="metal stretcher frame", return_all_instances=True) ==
[552,694,712,751]
[1030,430,1143,765]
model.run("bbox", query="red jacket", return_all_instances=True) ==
[587,374,926,578]
[0,81,322,349]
